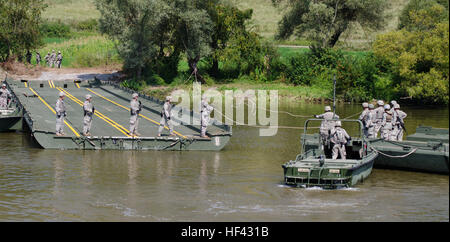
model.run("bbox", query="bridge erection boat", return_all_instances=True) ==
[282,119,378,189]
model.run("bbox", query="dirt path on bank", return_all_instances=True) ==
[2,62,123,82]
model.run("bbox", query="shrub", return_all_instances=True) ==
[40,21,71,38]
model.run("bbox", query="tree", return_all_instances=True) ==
[0,0,46,62]
[96,0,173,79]
[373,2,449,104]
[272,0,386,48]
[399,0,449,31]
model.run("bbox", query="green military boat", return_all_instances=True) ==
[0,82,23,132]
[370,126,449,174]
[299,121,449,174]
[2,78,231,150]
[282,119,378,189]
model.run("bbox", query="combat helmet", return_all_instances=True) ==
[325,106,331,112]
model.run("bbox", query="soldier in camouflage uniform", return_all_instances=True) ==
[330,121,351,160]
[129,93,142,136]
[44,52,50,66]
[392,104,407,141]
[55,92,66,136]
[201,95,214,138]
[314,106,339,150]
[358,102,372,138]
[381,104,394,140]
[36,52,41,66]
[367,104,377,138]
[56,51,63,68]
[374,100,385,138]
[50,50,56,68]
[0,84,11,109]
[83,94,95,136]
[158,96,174,137]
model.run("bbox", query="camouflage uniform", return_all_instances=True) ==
[56,52,63,68]
[381,104,394,140]
[315,106,339,149]
[55,94,66,135]
[374,100,385,138]
[201,98,214,137]
[0,85,11,109]
[129,94,141,136]
[44,53,50,66]
[330,121,351,160]
[392,104,407,141]
[368,104,377,138]
[50,50,56,68]
[36,52,41,65]
[158,96,174,136]
[83,95,95,135]
[358,103,372,138]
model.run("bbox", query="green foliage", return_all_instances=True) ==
[273,0,387,48]
[0,0,46,61]
[39,20,71,38]
[120,79,145,91]
[75,19,98,31]
[398,0,449,30]
[373,1,449,104]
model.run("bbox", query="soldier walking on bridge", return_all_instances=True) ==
[129,93,142,136]
[201,95,214,138]
[50,50,56,68]
[314,106,339,150]
[55,92,66,136]
[158,96,174,137]
[44,52,50,66]
[358,102,372,138]
[83,94,95,136]
[0,84,11,109]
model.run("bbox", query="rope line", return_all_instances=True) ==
[371,147,418,158]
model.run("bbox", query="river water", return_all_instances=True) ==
[0,102,448,221]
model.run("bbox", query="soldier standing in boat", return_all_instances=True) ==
[129,93,142,136]
[381,104,394,140]
[314,106,339,150]
[374,100,385,138]
[201,95,214,138]
[368,104,377,138]
[358,102,372,138]
[158,96,174,137]
[55,92,66,136]
[393,104,407,141]
[0,84,11,109]
[330,121,351,160]
[83,94,95,136]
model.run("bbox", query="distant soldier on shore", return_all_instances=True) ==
[358,102,372,138]
[314,106,339,150]
[50,50,56,68]
[392,104,407,141]
[26,50,32,64]
[44,52,50,66]
[56,51,63,68]
[374,100,385,138]
[201,95,214,138]
[55,92,66,136]
[158,96,174,137]
[36,52,41,66]
[0,84,11,109]
[129,93,142,136]
[381,104,394,140]
[330,121,351,160]
[83,94,95,136]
